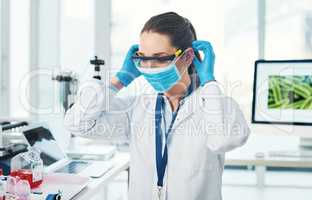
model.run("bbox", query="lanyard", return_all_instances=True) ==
[155,94,179,189]
[154,81,195,192]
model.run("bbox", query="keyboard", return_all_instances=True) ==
[268,150,312,158]
[55,160,91,174]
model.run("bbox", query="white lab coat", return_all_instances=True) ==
[64,79,250,200]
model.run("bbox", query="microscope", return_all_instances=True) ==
[90,56,105,80]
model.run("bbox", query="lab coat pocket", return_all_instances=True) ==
[188,146,223,199]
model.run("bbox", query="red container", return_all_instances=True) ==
[10,169,43,189]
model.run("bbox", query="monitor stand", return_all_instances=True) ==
[299,137,312,149]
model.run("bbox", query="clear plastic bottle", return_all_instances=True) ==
[0,179,5,200]
[15,179,31,200]
[10,147,43,188]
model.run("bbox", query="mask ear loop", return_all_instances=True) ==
[174,49,195,76]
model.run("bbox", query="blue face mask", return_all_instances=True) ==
[135,61,181,93]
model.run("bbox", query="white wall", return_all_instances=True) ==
[0,0,10,116]
[0,0,3,115]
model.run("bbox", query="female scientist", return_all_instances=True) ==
[65,12,250,200]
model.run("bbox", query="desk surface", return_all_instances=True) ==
[225,134,312,167]
[57,137,130,200]
[73,152,130,200]
[30,152,129,200]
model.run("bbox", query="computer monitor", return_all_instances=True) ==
[252,60,312,148]
[252,60,312,125]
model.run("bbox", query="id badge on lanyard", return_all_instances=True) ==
[155,94,179,200]
[158,186,163,200]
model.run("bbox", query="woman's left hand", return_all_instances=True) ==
[192,40,215,86]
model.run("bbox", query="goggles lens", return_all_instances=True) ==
[132,49,182,68]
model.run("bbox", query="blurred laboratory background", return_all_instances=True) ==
[1,0,312,199]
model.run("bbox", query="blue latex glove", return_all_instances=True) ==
[192,40,215,86]
[115,44,141,86]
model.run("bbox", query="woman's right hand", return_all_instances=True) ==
[115,44,141,87]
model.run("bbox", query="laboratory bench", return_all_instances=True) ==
[225,133,312,187]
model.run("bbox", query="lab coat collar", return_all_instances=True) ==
[172,81,224,129]
[171,87,199,129]
[140,81,223,130]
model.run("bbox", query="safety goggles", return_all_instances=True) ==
[132,49,183,68]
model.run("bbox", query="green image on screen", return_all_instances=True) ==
[268,75,312,109]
